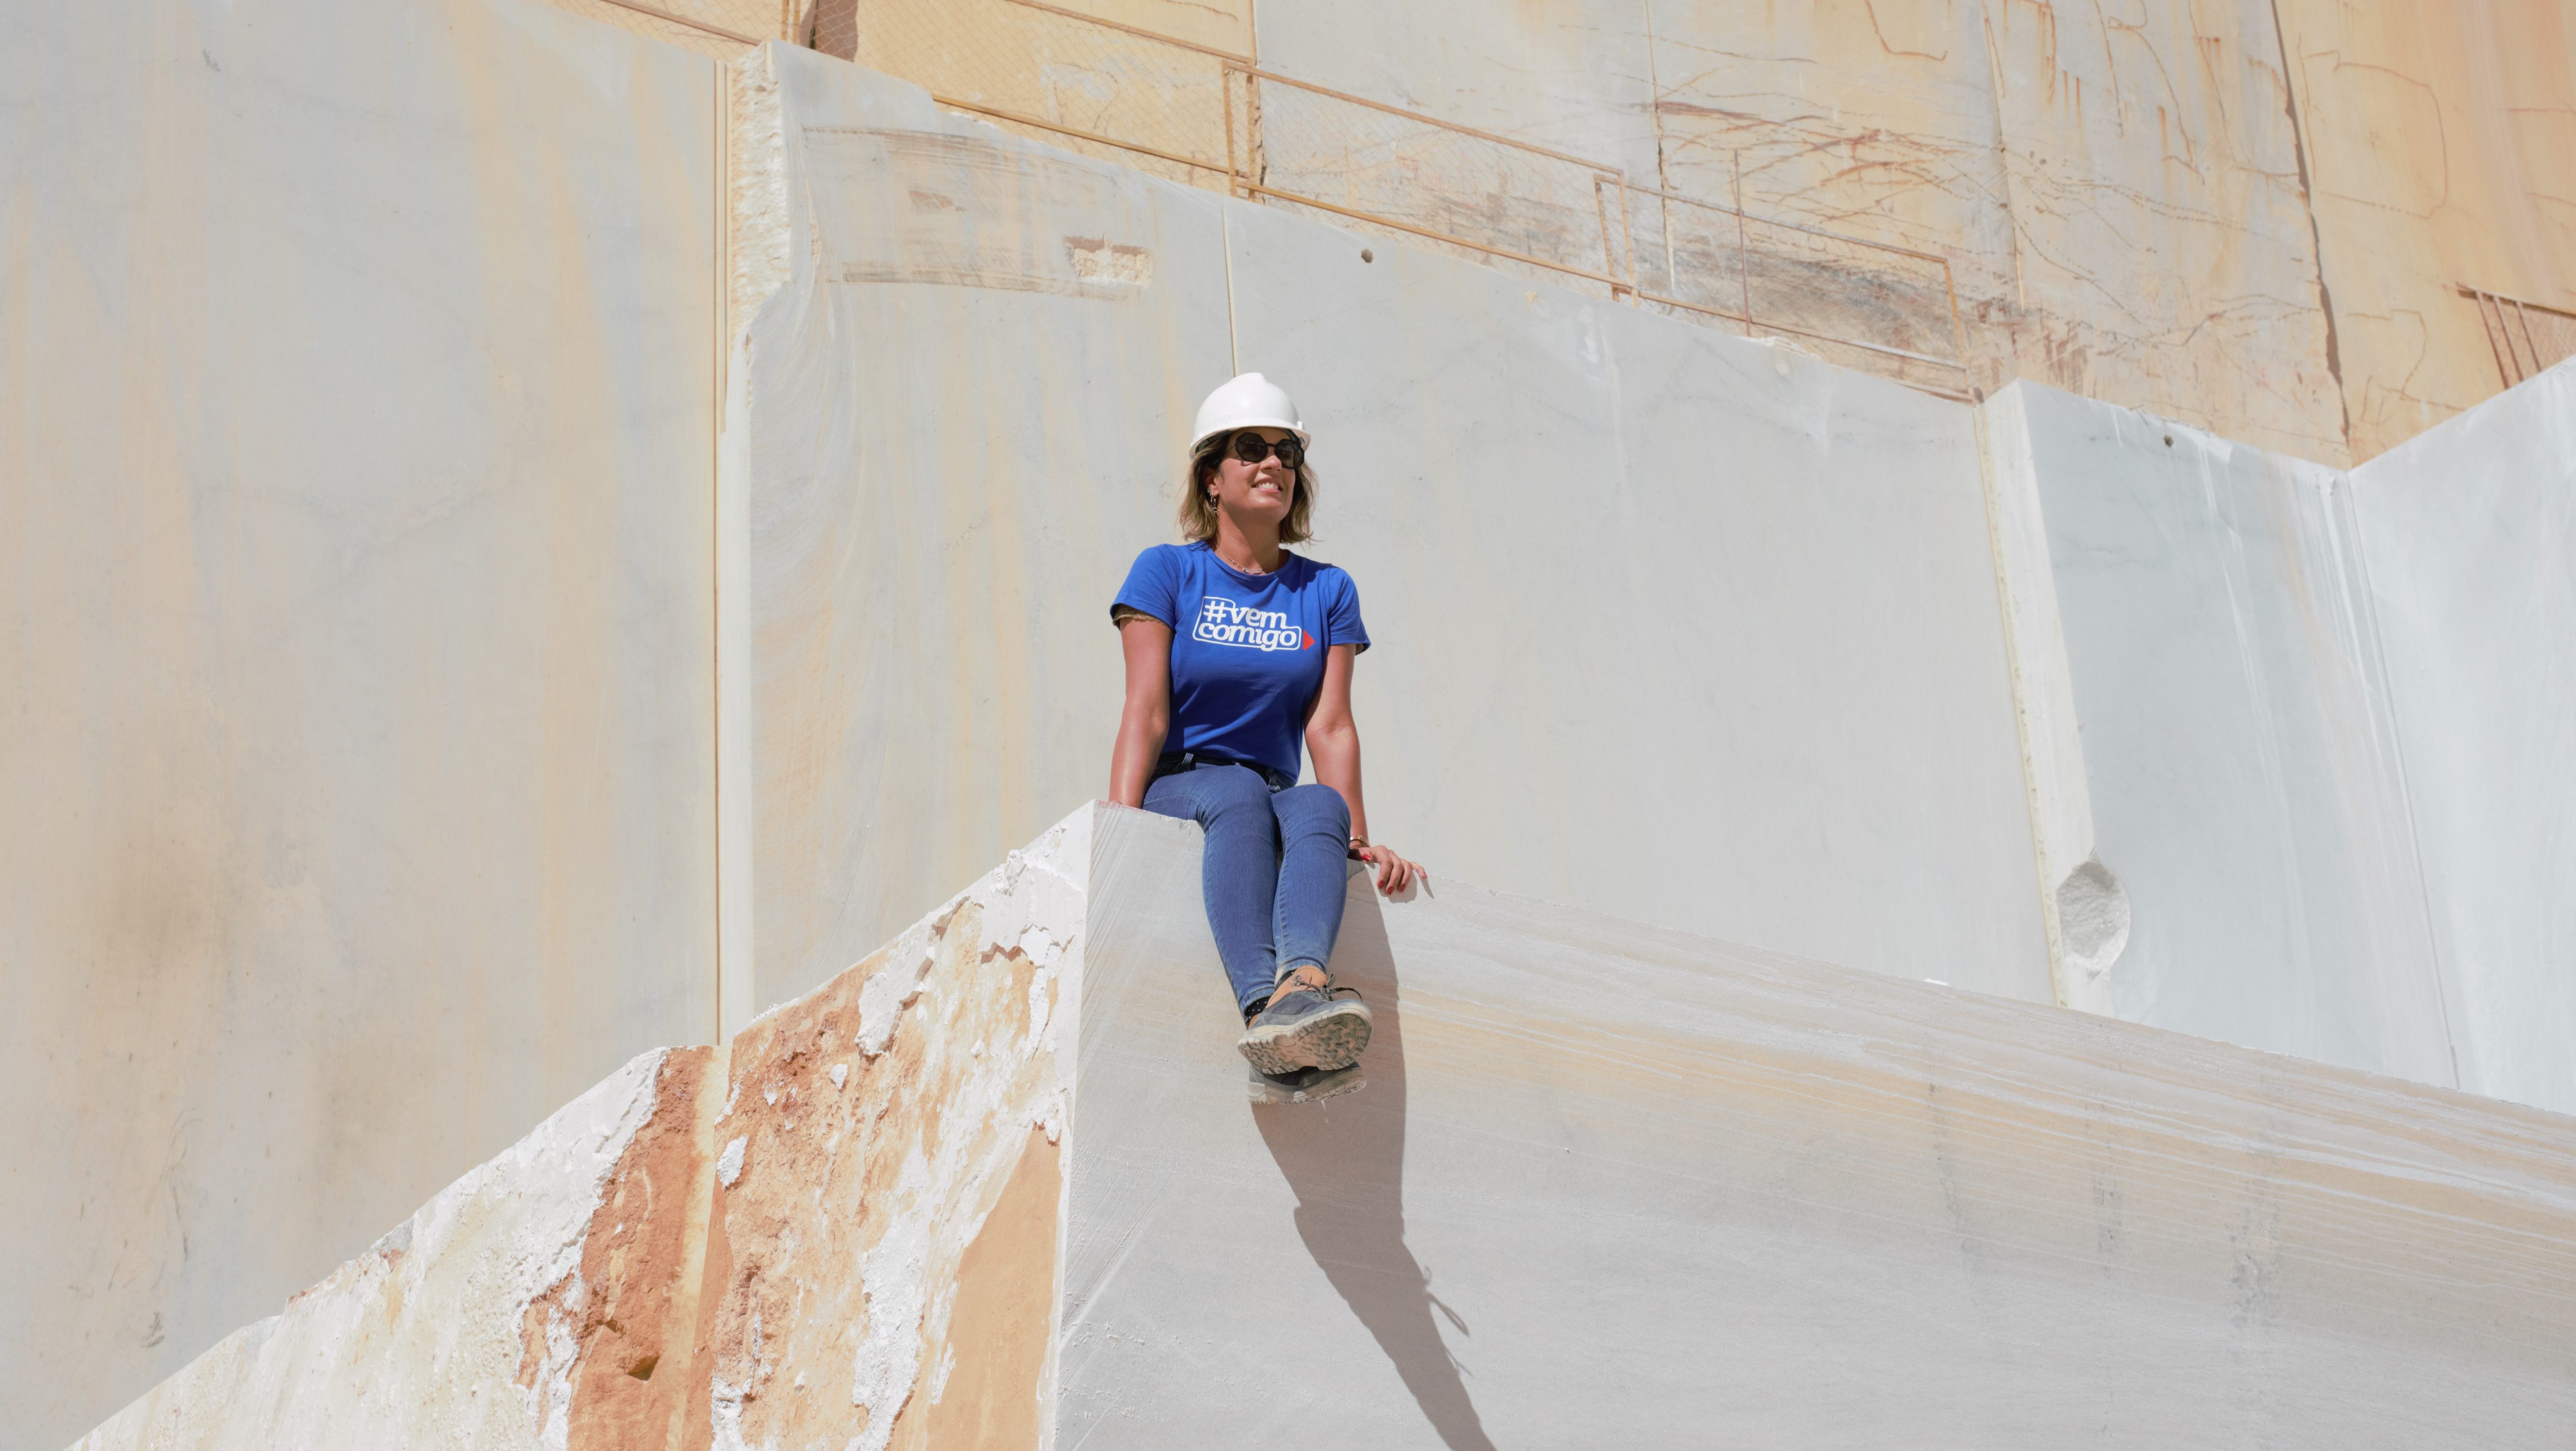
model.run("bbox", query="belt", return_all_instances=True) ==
[1152,750,1293,791]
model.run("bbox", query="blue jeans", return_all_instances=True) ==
[1143,758,1352,1015]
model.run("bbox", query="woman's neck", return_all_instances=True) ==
[1210,516,1285,574]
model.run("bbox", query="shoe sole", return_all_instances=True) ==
[1237,1000,1373,1075]
[1248,1061,1366,1105]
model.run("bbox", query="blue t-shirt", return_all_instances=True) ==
[1112,542,1370,781]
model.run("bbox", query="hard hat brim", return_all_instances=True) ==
[1188,418,1312,451]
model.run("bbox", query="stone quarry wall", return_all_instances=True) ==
[70,1049,726,1451]
[2280,1,2576,457]
[723,45,2576,1119]
[0,0,725,1443]
[735,44,2055,1017]
[1242,0,2349,462]
[697,818,1083,1451]
[795,0,2574,466]
[2351,360,2576,1114]
[726,44,1246,1017]
[1998,381,2450,1083]
[274,0,2576,465]
[1066,805,2576,1447]
[1980,362,2576,1117]
[74,804,2576,1447]
[17,0,2576,1440]
[73,817,1086,1451]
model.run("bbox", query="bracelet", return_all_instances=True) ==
[1347,837,1369,859]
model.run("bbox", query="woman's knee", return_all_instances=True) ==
[1272,782,1351,837]
[1173,763,1275,830]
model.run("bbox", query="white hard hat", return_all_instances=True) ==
[1189,372,1309,450]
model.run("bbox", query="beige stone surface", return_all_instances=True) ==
[698,817,1083,1450]
[1067,803,2576,1445]
[1263,0,2347,456]
[31,3,2576,1440]
[0,1,724,1442]
[68,816,1089,1451]
[74,804,2576,1446]
[539,0,769,59]
[1220,197,2053,1002]
[2279,0,2576,458]
[732,47,2056,1014]
[823,0,1242,192]
[846,0,2573,460]
[1979,0,2348,461]
[725,43,1236,1012]
[72,1048,724,1451]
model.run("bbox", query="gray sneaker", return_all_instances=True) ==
[1237,980,1372,1075]
[1248,1059,1366,1105]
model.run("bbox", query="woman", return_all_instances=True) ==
[1107,373,1421,1102]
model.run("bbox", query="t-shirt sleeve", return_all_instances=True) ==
[1325,568,1371,653]
[1111,546,1179,628]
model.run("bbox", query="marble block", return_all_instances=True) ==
[1,0,724,1440]
[74,805,2576,1447]
[2352,360,2576,1115]
[1996,381,2449,1083]
[735,46,2053,1015]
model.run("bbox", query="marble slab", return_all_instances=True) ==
[1066,805,2576,1446]
[2001,382,2452,1083]
[0,1,723,1441]
[2352,360,2576,1115]
[733,43,1237,1010]
[79,805,2576,1447]
[737,50,2053,1012]
[1223,199,2052,1000]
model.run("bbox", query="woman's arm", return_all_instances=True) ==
[1108,616,1175,807]
[1305,645,1419,893]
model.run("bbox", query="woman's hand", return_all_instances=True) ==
[1307,645,1414,892]
[1354,842,1419,895]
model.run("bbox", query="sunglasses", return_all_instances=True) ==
[1226,431,1304,469]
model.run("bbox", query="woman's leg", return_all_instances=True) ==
[1268,784,1354,981]
[1141,764,1281,1016]
[1236,783,1371,1076]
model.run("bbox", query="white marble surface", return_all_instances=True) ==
[1224,200,2052,999]
[735,44,1237,1011]
[1247,0,2349,461]
[1064,805,2576,1447]
[2008,383,2452,1083]
[740,53,2052,1011]
[66,805,2576,1447]
[0,2,722,1442]
[1977,383,2108,1011]
[69,1053,689,1451]
[2352,360,2576,1115]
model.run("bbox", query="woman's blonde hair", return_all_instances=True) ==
[1178,430,1318,544]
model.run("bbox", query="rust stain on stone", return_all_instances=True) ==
[695,882,1067,1449]
[673,1160,732,1451]
[520,1047,724,1451]
[893,1126,1062,1451]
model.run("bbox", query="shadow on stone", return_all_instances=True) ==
[1253,877,1496,1451]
